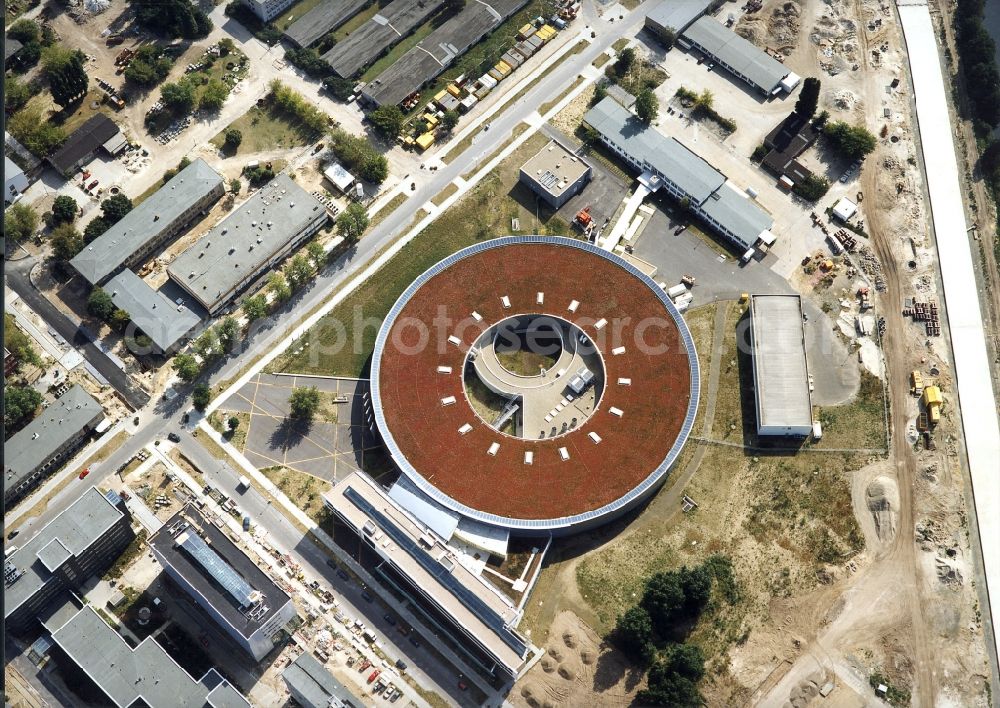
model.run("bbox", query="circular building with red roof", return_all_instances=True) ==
[371,237,699,535]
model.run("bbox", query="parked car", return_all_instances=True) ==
[383,613,396,626]
[409,636,421,648]
[395,659,407,671]
[79,468,90,480]
[337,568,350,581]
[361,590,373,602]
[167,432,181,443]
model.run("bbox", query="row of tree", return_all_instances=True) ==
[131,0,212,39]
[329,127,389,184]
[954,0,1000,132]
[4,314,44,439]
[270,80,332,136]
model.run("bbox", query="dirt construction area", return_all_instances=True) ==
[514,0,993,705]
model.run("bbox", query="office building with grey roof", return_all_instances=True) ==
[150,505,297,661]
[3,385,105,505]
[71,158,224,286]
[361,0,529,108]
[106,269,201,354]
[321,0,447,79]
[283,652,364,708]
[645,0,712,42]
[284,0,369,48]
[167,173,328,315]
[749,294,813,436]
[5,487,134,632]
[583,96,774,250]
[519,139,592,209]
[49,605,250,708]
[681,16,800,95]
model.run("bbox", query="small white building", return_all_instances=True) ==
[832,197,858,222]
[323,162,355,193]
[5,156,28,204]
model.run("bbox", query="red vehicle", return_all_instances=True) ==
[79,468,90,480]
[357,659,371,672]
[367,669,380,684]
[87,179,99,191]
[458,681,468,691]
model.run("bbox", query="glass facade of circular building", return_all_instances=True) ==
[371,236,700,535]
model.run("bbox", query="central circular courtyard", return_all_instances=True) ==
[371,236,700,534]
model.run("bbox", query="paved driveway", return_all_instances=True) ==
[219,373,381,482]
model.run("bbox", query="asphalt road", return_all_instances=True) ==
[6,257,151,409]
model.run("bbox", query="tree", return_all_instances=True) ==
[200,79,230,110]
[4,385,42,433]
[360,153,389,184]
[794,77,821,118]
[285,47,333,78]
[4,202,38,243]
[242,294,269,321]
[7,105,66,156]
[641,570,686,636]
[192,383,211,411]
[444,0,465,12]
[5,75,34,113]
[124,45,173,86]
[50,223,85,261]
[224,128,243,151]
[8,18,40,44]
[793,174,830,202]
[101,194,134,225]
[369,105,405,139]
[87,287,116,320]
[194,328,220,361]
[285,254,314,290]
[52,195,79,224]
[614,606,655,664]
[635,88,659,124]
[268,273,291,302]
[5,314,42,368]
[218,38,236,56]
[288,386,321,421]
[615,47,636,75]
[110,308,131,331]
[132,0,213,39]
[655,27,676,49]
[323,76,354,101]
[307,240,326,267]
[161,79,197,113]
[229,178,242,195]
[84,217,110,243]
[823,121,877,159]
[228,415,240,430]
[679,565,712,612]
[696,88,714,111]
[336,202,369,242]
[666,644,706,682]
[43,47,88,107]
[172,353,200,382]
[218,316,240,350]
[440,110,460,133]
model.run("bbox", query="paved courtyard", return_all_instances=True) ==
[217,373,382,483]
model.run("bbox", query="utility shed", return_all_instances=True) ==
[749,295,813,436]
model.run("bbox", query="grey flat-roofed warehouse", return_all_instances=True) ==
[583,96,774,249]
[583,96,725,203]
[321,0,446,79]
[645,0,711,40]
[4,385,104,505]
[282,652,363,708]
[5,487,133,631]
[284,0,369,48]
[71,158,224,286]
[361,0,529,107]
[50,605,250,708]
[749,294,813,436]
[149,505,296,660]
[519,140,592,209]
[681,16,793,95]
[167,174,327,314]
[47,114,123,175]
[106,270,201,353]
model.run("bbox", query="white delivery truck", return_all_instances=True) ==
[237,475,250,492]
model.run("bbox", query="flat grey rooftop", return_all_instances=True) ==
[70,158,223,285]
[283,0,368,48]
[4,385,103,494]
[4,487,123,619]
[50,605,249,708]
[520,139,591,199]
[167,173,326,311]
[106,270,201,353]
[362,0,528,107]
[698,182,773,249]
[148,505,291,639]
[321,0,447,79]
[282,652,362,708]
[645,0,711,35]
[750,294,813,428]
[682,16,789,92]
[583,96,725,203]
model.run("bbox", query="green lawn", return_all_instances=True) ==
[209,104,316,152]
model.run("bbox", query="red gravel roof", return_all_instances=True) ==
[376,241,694,522]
